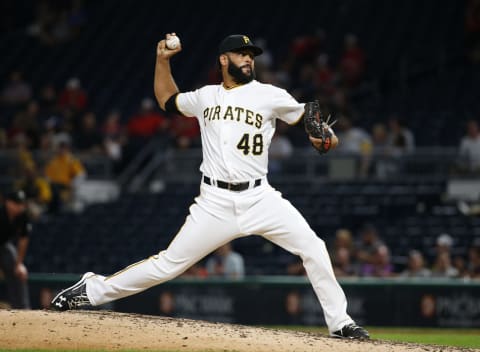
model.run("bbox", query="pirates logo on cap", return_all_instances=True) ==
[243,36,250,44]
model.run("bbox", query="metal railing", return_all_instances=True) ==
[129,146,467,188]
[2,145,468,193]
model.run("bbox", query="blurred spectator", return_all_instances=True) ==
[252,37,273,81]
[436,233,454,255]
[355,223,384,265]
[386,116,415,154]
[157,291,175,316]
[339,34,366,88]
[102,110,124,138]
[26,0,86,46]
[12,135,35,178]
[372,118,415,177]
[286,231,356,279]
[360,244,394,277]
[268,120,293,174]
[465,0,480,63]
[399,250,431,278]
[467,239,480,279]
[328,89,354,119]
[39,287,54,310]
[332,247,357,277]
[74,111,103,154]
[330,229,358,277]
[286,257,306,276]
[181,263,208,278]
[284,290,302,324]
[39,116,73,153]
[429,233,457,277]
[10,100,42,149]
[44,140,86,212]
[38,83,59,118]
[0,71,32,107]
[431,251,459,278]
[68,0,88,38]
[452,255,469,278]
[0,128,7,149]
[289,29,326,65]
[335,115,373,177]
[169,114,200,149]
[205,243,245,279]
[314,54,337,97]
[330,89,353,117]
[458,119,480,174]
[58,77,88,113]
[26,0,57,44]
[291,64,316,102]
[371,122,395,178]
[125,97,170,160]
[371,123,389,151]
[335,115,372,154]
[0,190,31,308]
[102,110,127,172]
[127,98,169,139]
[49,10,71,44]
[331,228,356,254]
[59,106,77,135]
[271,59,292,89]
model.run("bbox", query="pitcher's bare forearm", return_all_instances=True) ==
[154,58,179,110]
[154,33,182,110]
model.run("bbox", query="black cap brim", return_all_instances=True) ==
[228,46,263,56]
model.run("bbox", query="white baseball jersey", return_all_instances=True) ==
[176,80,304,182]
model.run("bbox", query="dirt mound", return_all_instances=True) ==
[0,309,474,352]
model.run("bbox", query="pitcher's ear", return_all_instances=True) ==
[219,54,228,67]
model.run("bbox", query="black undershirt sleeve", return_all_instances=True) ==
[164,93,181,114]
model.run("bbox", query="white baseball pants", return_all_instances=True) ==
[85,180,354,332]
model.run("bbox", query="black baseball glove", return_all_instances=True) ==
[304,100,335,154]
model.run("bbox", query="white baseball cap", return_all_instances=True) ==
[67,77,80,89]
[437,233,453,247]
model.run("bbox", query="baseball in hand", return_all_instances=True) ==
[166,35,180,50]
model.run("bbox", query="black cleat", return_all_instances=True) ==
[50,272,93,311]
[331,323,370,339]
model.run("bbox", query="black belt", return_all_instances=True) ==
[203,176,262,192]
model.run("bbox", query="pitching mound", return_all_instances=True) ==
[0,309,473,351]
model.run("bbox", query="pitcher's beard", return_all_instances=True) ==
[228,59,255,85]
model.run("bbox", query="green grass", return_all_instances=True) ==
[268,326,480,349]
[369,327,480,349]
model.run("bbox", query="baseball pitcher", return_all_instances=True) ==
[51,33,369,339]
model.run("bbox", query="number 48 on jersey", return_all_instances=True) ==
[236,133,263,155]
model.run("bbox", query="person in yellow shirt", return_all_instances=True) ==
[44,141,86,212]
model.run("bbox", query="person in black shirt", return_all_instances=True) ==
[0,190,31,308]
